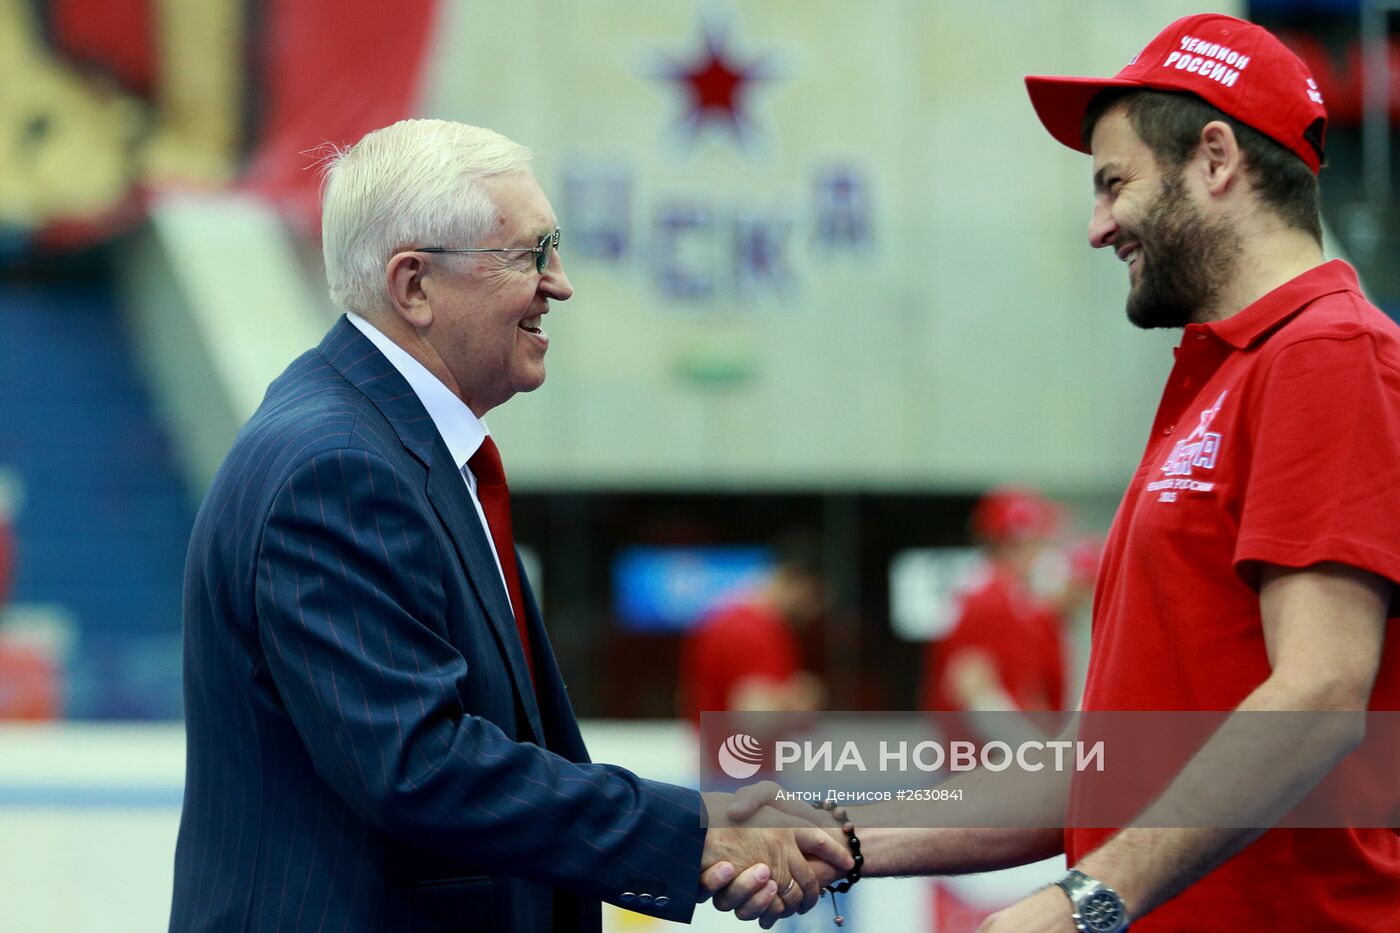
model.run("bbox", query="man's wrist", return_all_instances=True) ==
[1055,868,1129,933]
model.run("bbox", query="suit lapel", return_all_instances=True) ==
[425,449,545,744]
[519,571,589,762]
[320,316,545,745]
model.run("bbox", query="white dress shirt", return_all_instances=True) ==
[347,312,513,607]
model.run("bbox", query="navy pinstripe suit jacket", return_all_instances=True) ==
[171,317,707,932]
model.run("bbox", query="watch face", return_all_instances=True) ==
[1079,889,1126,932]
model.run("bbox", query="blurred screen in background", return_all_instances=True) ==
[612,545,773,633]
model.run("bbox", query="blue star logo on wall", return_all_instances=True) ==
[657,16,776,146]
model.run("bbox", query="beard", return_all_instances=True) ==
[1124,169,1241,330]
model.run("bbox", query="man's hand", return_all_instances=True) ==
[725,780,829,825]
[714,782,862,926]
[699,791,853,922]
[977,885,1078,933]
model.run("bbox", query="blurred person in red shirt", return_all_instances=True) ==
[918,489,1095,931]
[922,488,1095,735]
[680,535,827,724]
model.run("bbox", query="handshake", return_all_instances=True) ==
[697,782,859,929]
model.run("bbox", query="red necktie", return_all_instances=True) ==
[468,436,535,686]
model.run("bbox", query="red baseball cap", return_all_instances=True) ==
[1025,13,1327,173]
[970,487,1062,545]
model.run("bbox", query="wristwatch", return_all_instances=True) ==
[1055,869,1129,933]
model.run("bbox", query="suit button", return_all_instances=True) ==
[638,893,654,905]
[620,892,637,903]
[654,896,671,908]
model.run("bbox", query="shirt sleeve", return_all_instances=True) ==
[1235,332,1400,587]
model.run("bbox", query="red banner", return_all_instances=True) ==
[6,0,439,251]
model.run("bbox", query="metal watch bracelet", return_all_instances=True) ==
[1054,868,1130,933]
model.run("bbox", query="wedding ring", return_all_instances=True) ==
[780,877,796,897]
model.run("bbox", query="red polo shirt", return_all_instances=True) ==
[679,601,802,725]
[922,566,1067,714]
[1069,261,1400,930]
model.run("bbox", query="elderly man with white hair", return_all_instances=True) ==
[170,119,851,933]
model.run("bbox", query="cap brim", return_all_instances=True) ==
[1024,75,1143,154]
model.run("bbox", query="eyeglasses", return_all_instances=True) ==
[415,227,561,274]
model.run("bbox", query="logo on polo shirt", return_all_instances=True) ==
[1150,391,1228,502]
[1160,390,1228,478]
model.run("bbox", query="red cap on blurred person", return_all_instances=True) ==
[971,487,1062,545]
[1025,13,1326,172]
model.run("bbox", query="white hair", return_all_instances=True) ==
[320,119,534,315]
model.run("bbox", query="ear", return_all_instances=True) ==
[385,251,434,329]
[1195,120,1243,196]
